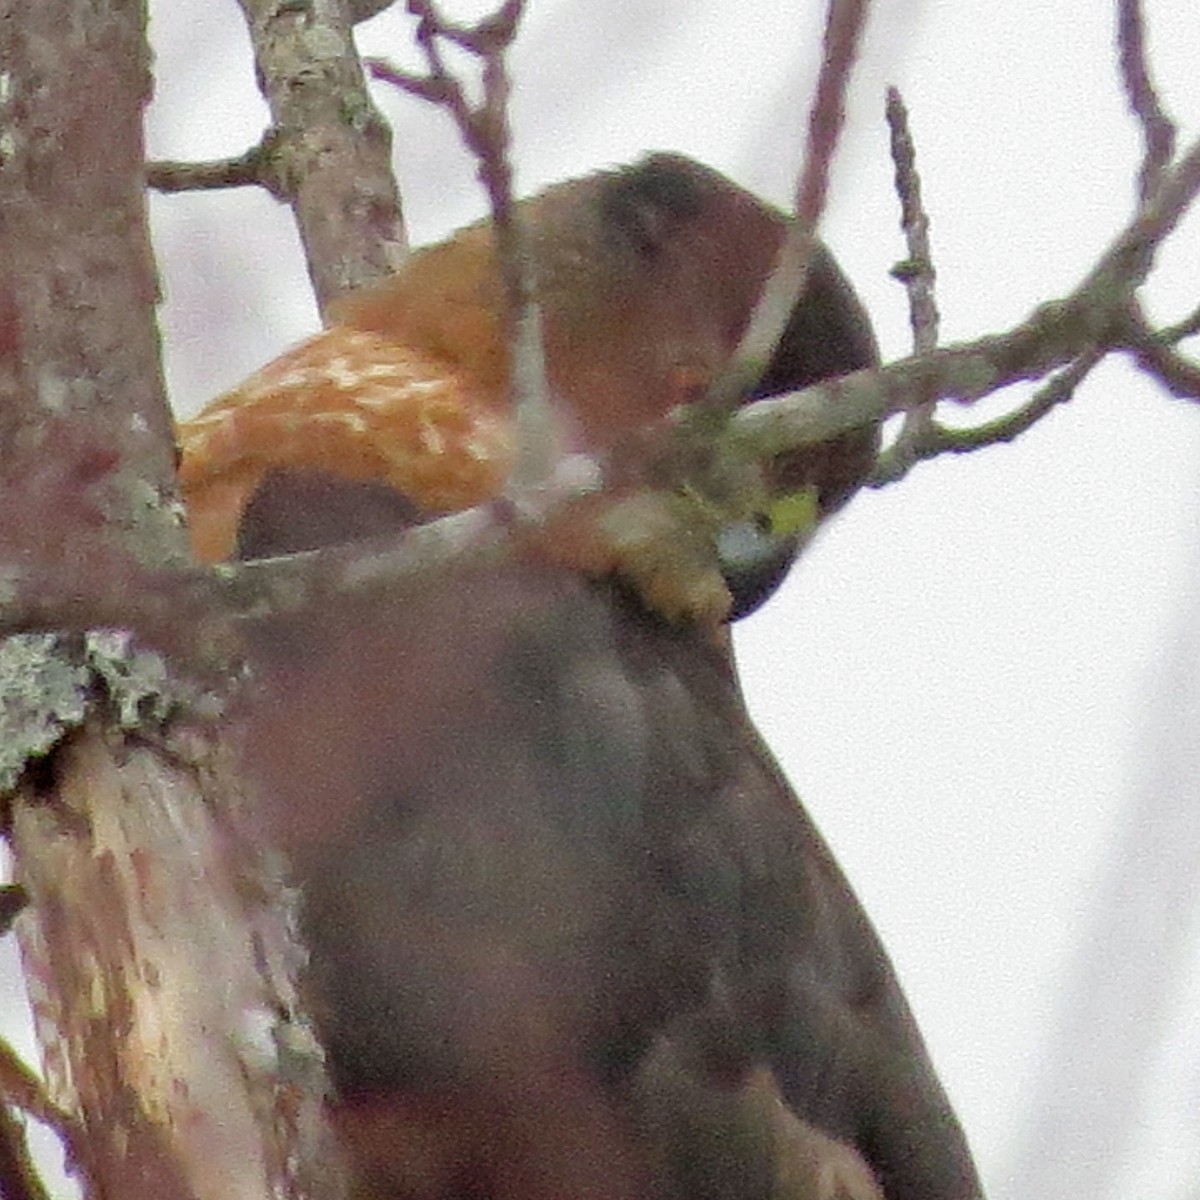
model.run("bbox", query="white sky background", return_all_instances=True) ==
[5,0,1200,1196]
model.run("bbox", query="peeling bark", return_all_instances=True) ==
[12,728,336,1200]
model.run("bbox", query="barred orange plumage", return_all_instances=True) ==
[178,325,514,563]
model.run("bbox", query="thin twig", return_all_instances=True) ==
[1121,303,1200,401]
[1158,300,1200,345]
[370,0,565,520]
[146,132,288,199]
[0,1041,78,1151]
[887,88,939,354]
[0,1103,51,1200]
[870,348,1103,484]
[877,85,940,478]
[935,350,1102,450]
[796,0,871,227]
[711,0,871,408]
[366,1,526,250]
[1116,0,1176,202]
[1126,337,1200,401]
[0,1037,87,1197]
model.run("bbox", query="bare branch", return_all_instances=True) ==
[370,1,568,519]
[871,349,1104,484]
[1116,0,1176,202]
[366,1,525,234]
[0,1102,52,1200]
[0,1037,86,1191]
[233,0,407,313]
[795,0,871,227]
[1158,300,1200,345]
[224,507,510,624]
[712,0,871,408]
[1121,304,1200,401]
[146,131,288,199]
[939,351,1099,450]
[887,88,940,355]
[0,1019,73,1200]
[878,86,941,479]
[731,128,1200,458]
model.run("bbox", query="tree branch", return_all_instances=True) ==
[1116,0,1176,202]
[146,131,289,199]
[713,0,871,408]
[872,86,941,481]
[1121,303,1200,401]
[887,88,940,356]
[233,0,407,313]
[872,348,1104,481]
[732,127,1200,456]
[368,1,567,519]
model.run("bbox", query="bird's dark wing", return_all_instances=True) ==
[235,475,981,1200]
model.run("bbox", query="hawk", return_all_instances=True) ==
[179,154,981,1200]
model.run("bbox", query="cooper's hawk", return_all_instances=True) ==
[180,154,981,1200]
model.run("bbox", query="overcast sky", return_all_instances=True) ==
[6,2,1200,1196]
